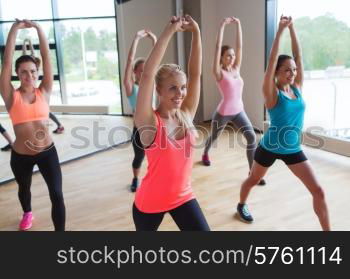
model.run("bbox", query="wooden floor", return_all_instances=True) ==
[0,114,133,183]
[0,122,349,231]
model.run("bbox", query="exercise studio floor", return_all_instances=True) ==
[0,114,133,183]
[0,120,349,231]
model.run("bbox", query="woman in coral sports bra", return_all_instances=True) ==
[133,15,210,231]
[0,19,65,231]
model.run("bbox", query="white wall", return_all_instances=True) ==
[116,0,266,127]
[182,0,203,122]
[200,0,266,130]
[116,0,177,115]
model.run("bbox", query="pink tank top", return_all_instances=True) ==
[216,69,244,116]
[134,111,195,213]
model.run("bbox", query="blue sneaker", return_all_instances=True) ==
[237,203,253,223]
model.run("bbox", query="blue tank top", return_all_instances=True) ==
[260,86,306,154]
[127,84,138,112]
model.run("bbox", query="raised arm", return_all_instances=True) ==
[146,30,157,47]
[181,15,201,119]
[123,30,148,97]
[289,18,303,89]
[134,17,183,146]
[263,16,291,109]
[23,21,54,95]
[213,18,228,81]
[232,17,242,70]
[0,21,24,110]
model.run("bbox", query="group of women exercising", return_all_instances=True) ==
[0,15,331,231]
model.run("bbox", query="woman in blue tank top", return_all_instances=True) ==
[124,29,157,192]
[236,16,330,230]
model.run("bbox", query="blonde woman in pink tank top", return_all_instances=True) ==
[201,17,266,185]
[133,15,210,231]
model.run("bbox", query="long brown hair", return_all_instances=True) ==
[220,45,233,66]
[15,38,41,72]
[133,57,145,71]
[276,54,293,72]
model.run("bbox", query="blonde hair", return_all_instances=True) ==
[155,64,198,137]
[133,57,145,71]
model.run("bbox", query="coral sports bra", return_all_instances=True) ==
[9,88,49,126]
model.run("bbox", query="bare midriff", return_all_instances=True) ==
[12,120,52,155]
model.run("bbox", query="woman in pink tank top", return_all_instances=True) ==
[201,17,266,185]
[133,15,210,231]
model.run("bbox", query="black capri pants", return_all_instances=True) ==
[10,144,65,231]
[0,123,6,134]
[131,126,145,169]
[133,199,210,231]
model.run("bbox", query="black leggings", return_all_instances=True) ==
[0,123,6,134]
[10,144,65,231]
[49,112,62,127]
[133,199,210,231]
[131,126,145,169]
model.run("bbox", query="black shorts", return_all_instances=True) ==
[254,145,307,167]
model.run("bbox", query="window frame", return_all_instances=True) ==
[265,0,350,156]
[0,0,123,115]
